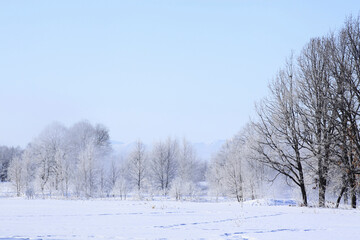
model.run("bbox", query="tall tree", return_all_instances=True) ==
[253,58,309,206]
[297,37,335,207]
[326,16,360,208]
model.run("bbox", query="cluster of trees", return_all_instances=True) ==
[206,127,267,202]
[205,16,360,208]
[7,121,112,198]
[120,137,207,200]
[6,121,206,200]
[246,16,360,208]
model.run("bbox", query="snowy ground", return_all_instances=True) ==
[0,198,359,240]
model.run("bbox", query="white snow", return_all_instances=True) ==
[0,198,359,240]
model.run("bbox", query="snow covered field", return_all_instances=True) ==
[0,199,359,240]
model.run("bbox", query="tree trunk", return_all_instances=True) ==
[318,175,326,207]
[336,186,346,208]
[349,173,357,208]
[300,182,308,206]
[344,189,349,205]
[296,149,307,206]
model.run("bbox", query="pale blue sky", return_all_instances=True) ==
[1,1,359,147]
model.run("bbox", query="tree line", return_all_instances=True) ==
[4,121,207,200]
[2,15,360,208]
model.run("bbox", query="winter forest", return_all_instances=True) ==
[1,16,360,212]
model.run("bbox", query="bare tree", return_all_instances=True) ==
[108,159,120,197]
[326,17,360,208]
[68,120,112,198]
[297,37,335,207]
[206,156,226,201]
[171,138,200,200]
[214,140,244,202]
[128,140,148,195]
[150,137,178,195]
[114,159,130,200]
[8,156,24,196]
[253,58,309,206]
[0,146,22,182]
[76,143,99,198]
[25,123,68,198]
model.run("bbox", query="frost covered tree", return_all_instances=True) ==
[218,140,243,202]
[76,143,98,198]
[69,121,112,198]
[25,123,68,197]
[0,146,22,182]
[171,139,200,200]
[114,158,130,200]
[235,125,268,200]
[252,58,309,206]
[294,16,360,208]
[128,140,148,195]
[326,17,360,208]
[19,148,37,198]
[297,37,335,207]
[150,137,178,195]
[207,127,266,202]
[108,159,120,197]
[246,15,360,208]
[54,148,72,197]
[8,120,112,199]
[8,156,24,196]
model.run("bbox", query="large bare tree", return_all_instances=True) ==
[297,37,335,207]
[253,59,309,206]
